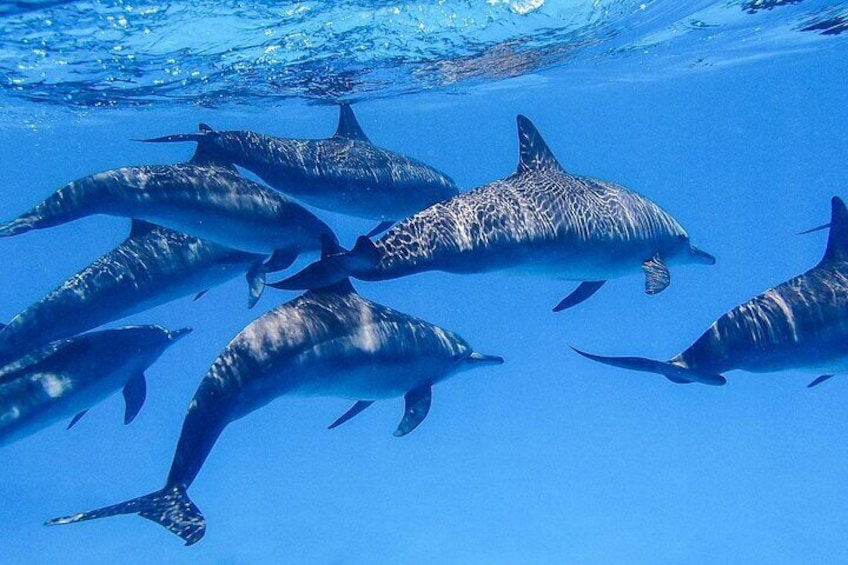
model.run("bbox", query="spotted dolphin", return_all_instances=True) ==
[275,115,715,311]
[0,149,337,262]
[47,254,503,545]
[143,104,459,235]
[573,196,848,387]
[0,325,190,446]
[0,221,271,367]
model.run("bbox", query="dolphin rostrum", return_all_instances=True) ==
[142,104,459,234]
[46,250,502,545]
[0,325,190,446]
[0,221,271,367]
[274,115,715,311]
[0,149,337,262]
[573,196,848,387]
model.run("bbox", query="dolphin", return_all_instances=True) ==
[0,325,190,446]
[142,104,459,235]
[0,221,273,367]
[274,115,715,311]
[572,196,848,387]
[0,148,337,261]
[46,249,503,545]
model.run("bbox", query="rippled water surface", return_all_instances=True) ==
[1,2,848,564]
[1,0,847,110]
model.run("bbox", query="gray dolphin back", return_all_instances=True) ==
[143,104,459,221]
[0,221,262,365]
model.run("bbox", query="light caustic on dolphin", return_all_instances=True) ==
[47,253,503,545]
[0,325,190,446]
[0,146,337,267]
[0,221,273,368]
[143,104,459,236]
[275,114,715,311]
[573,197,848,387]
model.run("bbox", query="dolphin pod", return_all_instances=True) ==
[143,104,459,235]
[573,197,848,386]
[46,267,503,545]
[0,106,835,547]
[275,115,715,311]
[0,325,190,446]
[0,150,336,262]
[0,221,272,367]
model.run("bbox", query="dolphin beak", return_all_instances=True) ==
[168,327,193,342]
[690,245,716,265]
[466,352,505,367]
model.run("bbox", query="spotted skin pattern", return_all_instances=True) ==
[365,150,694,281]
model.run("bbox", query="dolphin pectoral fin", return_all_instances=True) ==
[328,400,375,429]
[193,290,209,301]
[553,281,606,312]
[264,249,299,273]
[67,410,89,430]
[122,373,147,425]
[394,386,432,437]
[46,484,206,546]
[571,347,726,386]
[365,221,395,238]
[246,262,267,309]
[807,374,836,388]
[643,254,671,295]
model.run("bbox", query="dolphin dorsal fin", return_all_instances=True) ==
[198,123,214,133]
[822,196,848,264]
[516,115,563,174]
[334,104,370,143]
[129,220,161,238]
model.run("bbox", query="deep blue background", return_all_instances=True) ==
[0,48,846,563]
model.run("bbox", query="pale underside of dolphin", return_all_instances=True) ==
[142,104,459,233]
[46,271,502,545]
[573,196,848,387]
[0,221,271,367]
[275,114,715,311]
[0,150,337,259]
[0,325,190,446]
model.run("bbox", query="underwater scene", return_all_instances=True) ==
[1,1,848,563]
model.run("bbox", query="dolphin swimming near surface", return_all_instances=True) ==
[0,148,337,261]
[274,115,715,311]
[142,104,459,235]
[0,221,271,367]
[0,325,190,446]
[573,196,848,387]
[46,246,503,545]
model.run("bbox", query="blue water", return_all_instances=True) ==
[1,1,848,563]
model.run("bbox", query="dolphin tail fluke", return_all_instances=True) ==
[270,235,379,291]
[571,347,727,386]
[45,484,205,546]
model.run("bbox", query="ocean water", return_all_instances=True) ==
[1,1,848,563]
